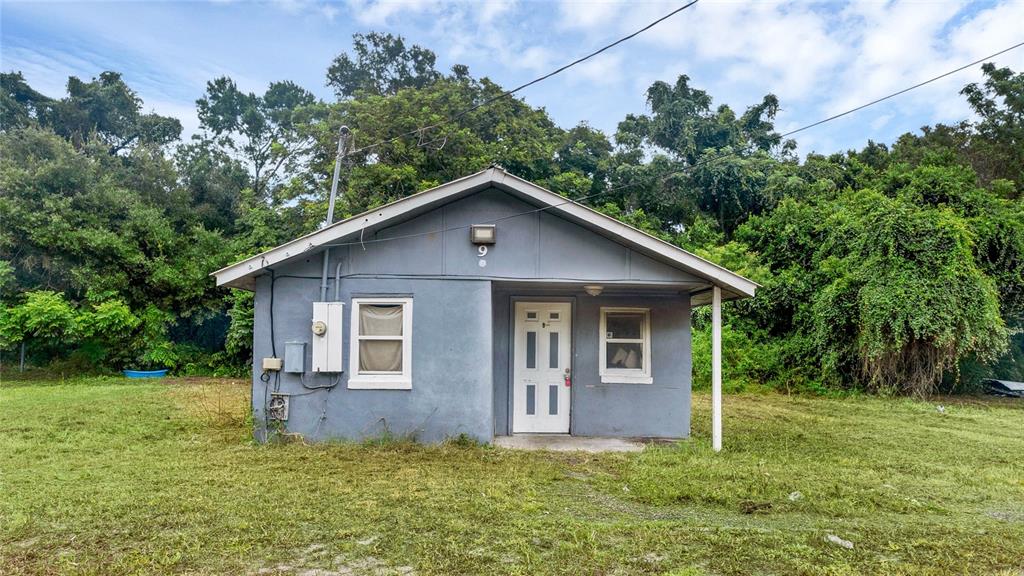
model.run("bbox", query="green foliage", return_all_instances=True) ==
[738,161,1014,395]
[611,75,795,238]
[0,291,77,348]
[326,32,442,99]
[309,75,565,219]
[1,71,51,129]
[77,299,141,366]
[959,63,1024,192]
[0,290,185,371]
[196,77,323,198]
[2,35,1021,393]
[819,190,1006,395]
[0,71,182,153]
[224,289,255,363]
[0,127,229,315]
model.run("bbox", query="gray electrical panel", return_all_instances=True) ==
[284,341,306,373]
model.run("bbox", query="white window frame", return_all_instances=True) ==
[599,307,652,384]
[348,297,413,390]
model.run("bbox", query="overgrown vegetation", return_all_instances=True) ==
[1,377,1022,574]
[2,33,1022,394]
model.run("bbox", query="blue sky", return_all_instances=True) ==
[2,0,1023,155]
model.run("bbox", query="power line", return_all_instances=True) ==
[344,1,701,157]
[446,0,701,123]
[782,41,1024,138]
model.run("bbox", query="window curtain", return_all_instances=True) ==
[359,305,403,336]
[359,305,403,372]
[359,341,402,372]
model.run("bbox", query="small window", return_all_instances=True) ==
[526,311,539,321]
[526,331,537,369]
[599,308,652,384]
[348,298,412,389]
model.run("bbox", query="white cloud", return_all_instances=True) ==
[596,1,846,105]
[345,0,441,26]
[606,0,1024,154]
[320,3,340,21]
[825,0,963,115]
[425,2,557,76]
[270,0,309,14]
[567,52,623,85]
[517,46,554,72]
[479,0,516,24]
[558,0,623,31]
[870,113,893,131]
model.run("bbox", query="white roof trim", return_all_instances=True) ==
[212,167,758,298]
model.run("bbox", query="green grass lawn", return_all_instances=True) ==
[0,377,1022,575]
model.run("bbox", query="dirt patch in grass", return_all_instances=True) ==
[166,378,250,433]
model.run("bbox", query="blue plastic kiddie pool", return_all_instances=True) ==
[122,369,169,378]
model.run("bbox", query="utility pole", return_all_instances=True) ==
[326,125,350,225]
[320,126,352,302]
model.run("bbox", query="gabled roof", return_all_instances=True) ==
[211,167,758,303]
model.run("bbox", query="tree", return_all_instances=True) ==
[815,190,1006,395]
[43,72,181,153]
[551,122,613,197]
[960,63,1024,192]
[621,75,786,165]
[738,159,1014,395]
[174,139,250,233]
[892,64,1024,195]
[1,71,52,130]
[303,74,564,220]
[0,127,227,315]
[196,77,322,199]
[326,32,441,99]
[611,75,792,238]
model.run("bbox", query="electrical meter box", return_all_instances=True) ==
[311,302,344,373]
[284,341,306,373]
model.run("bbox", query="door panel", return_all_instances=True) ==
[513,302,571,433]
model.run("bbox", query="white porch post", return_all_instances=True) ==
[712,285,722,452]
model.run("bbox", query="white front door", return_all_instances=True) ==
[513,302,571,433]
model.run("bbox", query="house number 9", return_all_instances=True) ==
[477,245,489,257]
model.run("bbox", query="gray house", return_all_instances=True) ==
[213,167,756,449]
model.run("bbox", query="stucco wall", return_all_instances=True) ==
[492,288,691,439]
[252,274,494,443]
[339,187,702,285]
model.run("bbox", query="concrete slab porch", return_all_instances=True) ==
[494,434,645,453]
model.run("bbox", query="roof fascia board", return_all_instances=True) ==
[214,167,757,298]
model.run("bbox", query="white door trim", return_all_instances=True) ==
[512,301,572,434]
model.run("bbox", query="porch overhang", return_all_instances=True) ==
[489,278,744,307]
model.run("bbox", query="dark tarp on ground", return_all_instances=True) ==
[984,379,1024,398]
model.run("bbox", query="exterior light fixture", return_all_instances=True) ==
[584,285,604,296]
[470,224,496,245]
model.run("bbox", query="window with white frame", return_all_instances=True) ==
[599,308,652,384]
[348,298,413,389]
